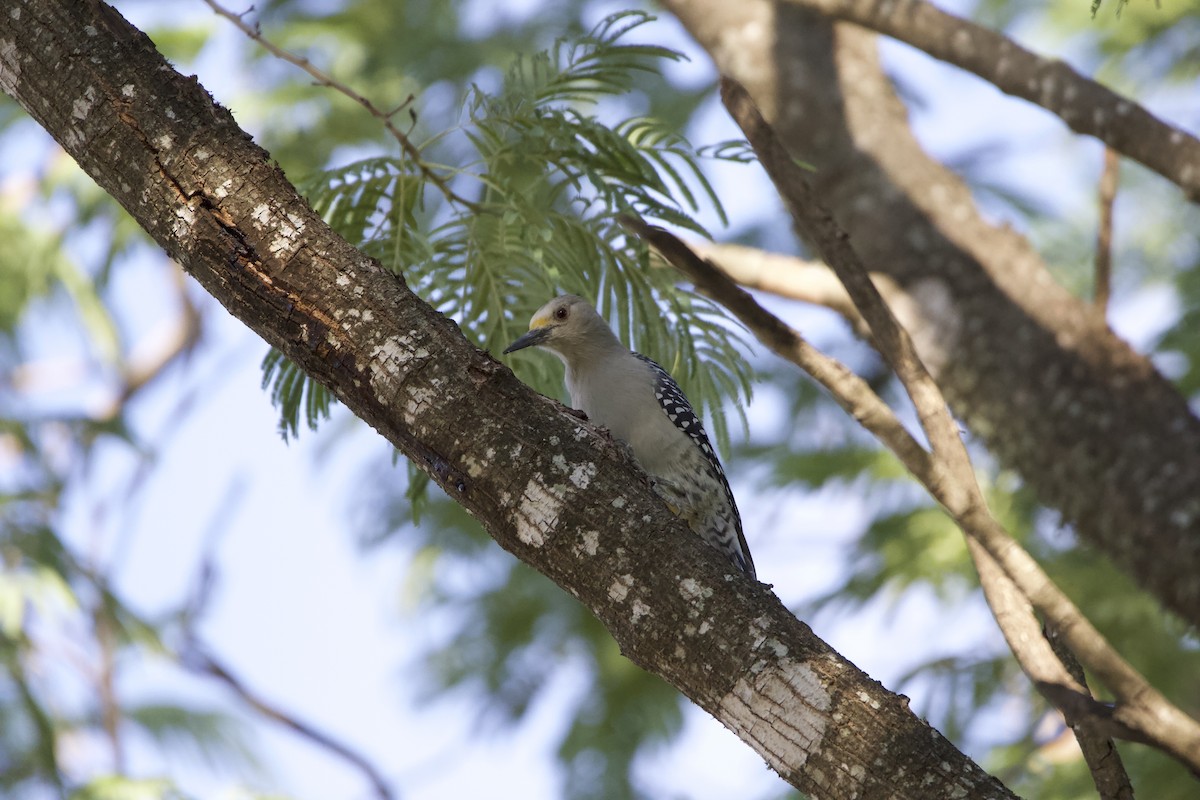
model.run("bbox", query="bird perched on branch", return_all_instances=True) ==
[504,295,755,578]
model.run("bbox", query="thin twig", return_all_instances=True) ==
[201,0,478,211]
[94,606,126,774]
[1094,148,1119,315]
[176,521,397,800]
[183,643,399,800]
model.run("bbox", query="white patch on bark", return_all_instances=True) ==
[0,39,20,93]
[72,85,97,120]
[269,210,306,258]
[403,385,438,426]
[857,690,881,710]
[631,599,651,623]
[396,333,429,359]
[580,529,599,556]
[514,480,562,548]
[250,203,271,229]
[718,659,831,773]
[763,637,788,658]
[155,133,173,151]
[121,84,135,98]
[678,577,712,604]
[172,204,195,237]
[463,453,488,479]
[367,338,409,406]
[608,573,634,602]
[569,462,596,489]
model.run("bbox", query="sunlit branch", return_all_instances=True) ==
[1095,148,1119,315]
[685,241,867,333]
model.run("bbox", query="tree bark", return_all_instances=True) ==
[0,1,1018,797]
[660,0,1200,627]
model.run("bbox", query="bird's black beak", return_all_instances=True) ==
[503,326,551,354]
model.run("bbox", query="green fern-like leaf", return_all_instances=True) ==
[260,348,333,442]
[265,11,754,457]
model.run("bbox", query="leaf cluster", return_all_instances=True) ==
[269,11,753,458]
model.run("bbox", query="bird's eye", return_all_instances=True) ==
[554,306,569,321]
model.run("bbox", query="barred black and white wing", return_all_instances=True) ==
[633,353,756,578]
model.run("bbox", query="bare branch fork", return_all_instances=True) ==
[624,79,1200,776]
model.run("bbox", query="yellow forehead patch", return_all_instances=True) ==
[529,312,553,331]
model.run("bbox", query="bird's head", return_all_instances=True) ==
[503,295,617,362]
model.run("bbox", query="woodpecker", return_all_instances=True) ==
[504,295,756,578]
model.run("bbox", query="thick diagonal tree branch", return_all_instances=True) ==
[0,2,1018,798]
[661,0,1200,628]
